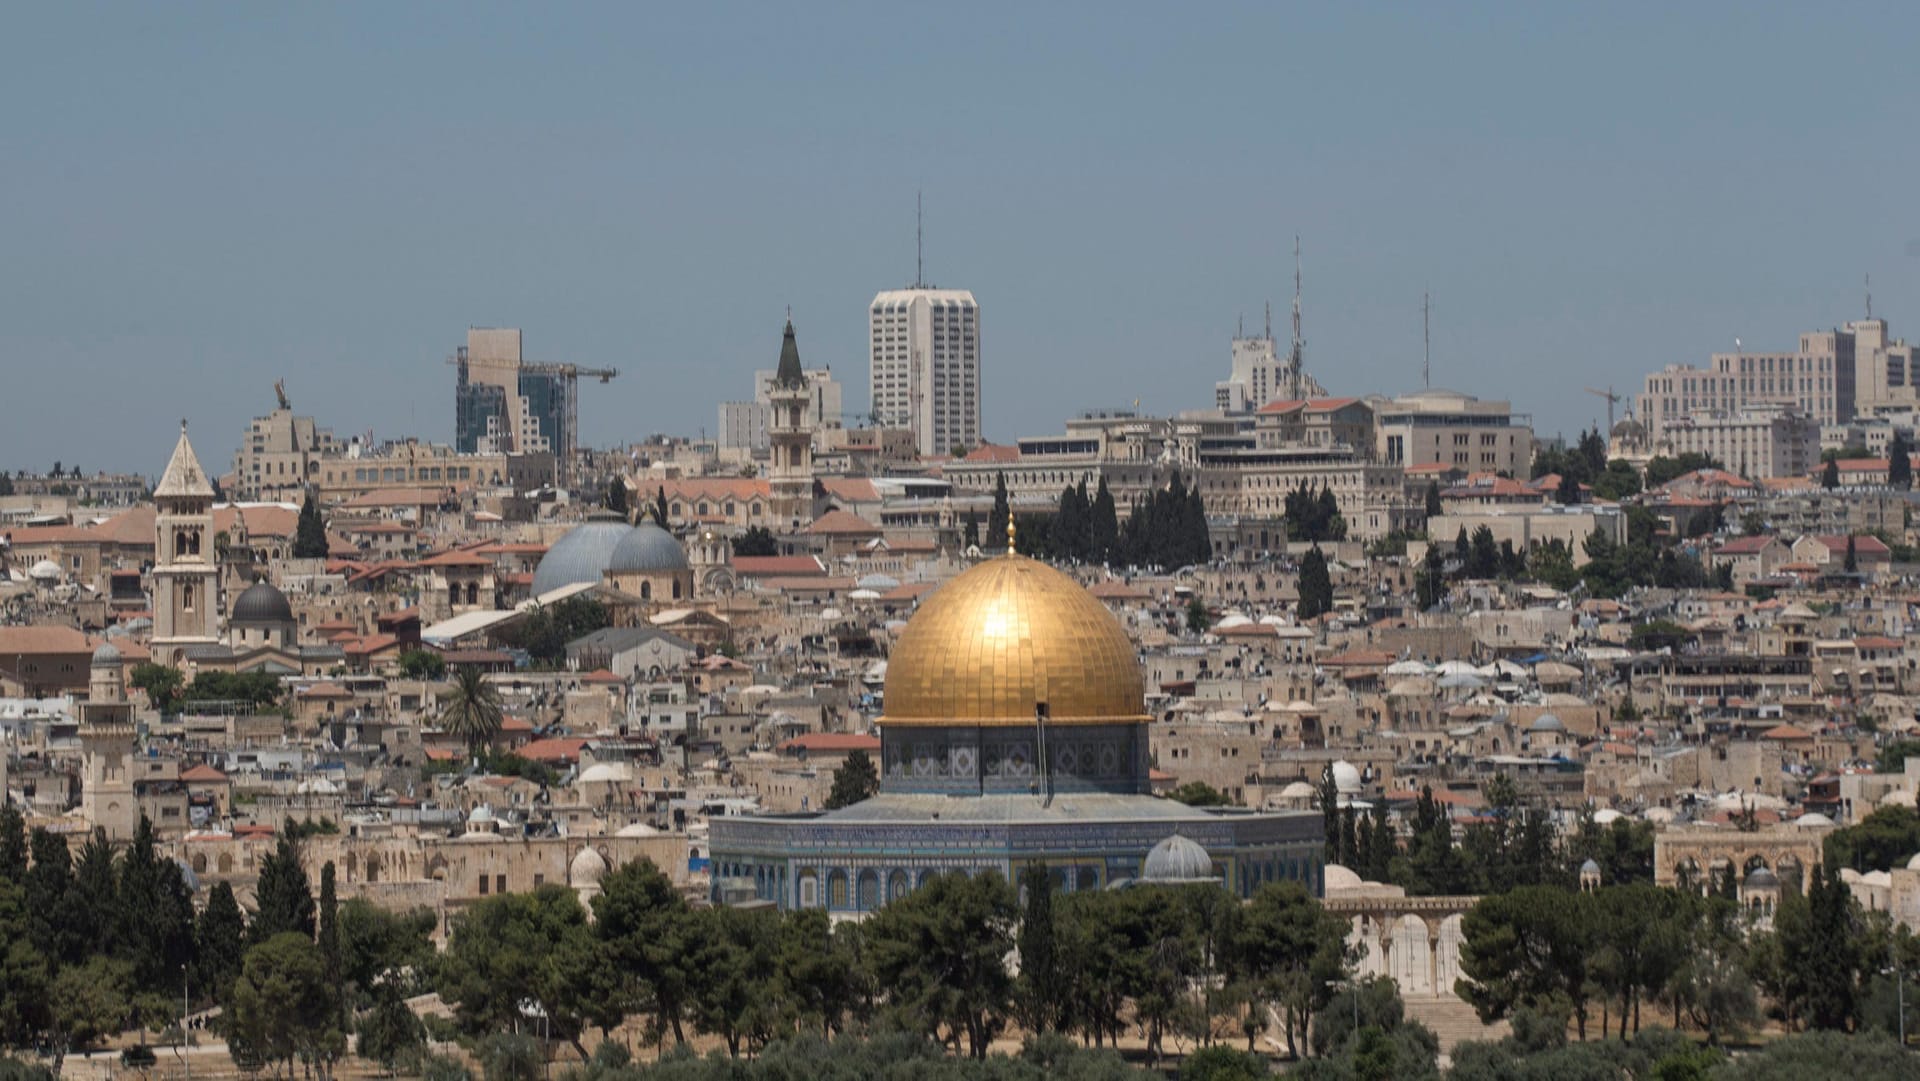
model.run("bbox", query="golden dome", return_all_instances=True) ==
[881,555,1148,727]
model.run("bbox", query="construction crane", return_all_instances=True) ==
[274,379,291,411]
[1585,386,1622,434]
[446,351,618,489]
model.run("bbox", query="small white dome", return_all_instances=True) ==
[1592,808,1623,825]
[1528,713,1566,733]
[576,762,632,786]
[615,822,660,837]
[1331,761,1363,794]
[28,560,62,581]
[467,804,494,824]
[1279,781,1317,800]
[569,846,609,887]
[1863,870,1893,888]
[1323,864,1364,892]
[1142,834,1215,883]
[1905,852,1920,871]
[1793,812,1834,828]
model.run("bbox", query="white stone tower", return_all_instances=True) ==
[79,643,137,842]
[768,318,816,526]
[151,422,221,666]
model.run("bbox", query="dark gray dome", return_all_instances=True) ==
[231,581,294,624]
[1744,867,1779,890]
[530,522,633,596]
[607,523,688,574]
[91,641,122,665]
[1142,834,1215,883]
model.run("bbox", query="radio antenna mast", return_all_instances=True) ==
[915,191,924,288]
[1423,290,1432,389]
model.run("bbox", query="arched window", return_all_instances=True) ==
[828,870,849,909]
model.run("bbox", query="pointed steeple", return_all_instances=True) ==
[774,316,805,390]
[155,420,216,499]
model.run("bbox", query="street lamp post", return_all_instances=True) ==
[181,963,190,1081]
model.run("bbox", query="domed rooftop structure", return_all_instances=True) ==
[1278,780,1318,800]
[1592,808,1624,825]
[28,560,61,581]
[1906,852,1920,871]
[231,580,294,625]
[1528,713,1566,733]
[1744,866,1779,890]
[608,522,689,574]
[1322,864,1364,893]
[880,554,1147,726]
[91,641,122,665]
[1330,761,1363,795]
[569,846,609,887]
[1142,834,1215,883]
[1793,812,1835,828]
[1580,858,1601,874]
[530,521,635,596]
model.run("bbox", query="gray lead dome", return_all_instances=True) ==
[231,581,294,624]
[607,522,690,574]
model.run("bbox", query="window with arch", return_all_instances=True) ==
[828,869,849,909]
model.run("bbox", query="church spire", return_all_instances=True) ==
[774,315,805,390]
[155,420,215,499]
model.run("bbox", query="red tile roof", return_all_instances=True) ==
[515,737,589,763]
[779,732,880,754]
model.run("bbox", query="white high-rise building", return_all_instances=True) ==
[869,288,980,457]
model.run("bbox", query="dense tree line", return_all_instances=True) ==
[1284,483,1347,543]
[496,596,612,665]
[1643,452,1722,490]
[127,665,286,715]
[1320,775,1657,898]
[729,526,778,558]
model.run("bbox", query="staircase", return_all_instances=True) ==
[1402,994,1510,1057]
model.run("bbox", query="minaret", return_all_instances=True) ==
[79,643,137,841]
[768,317,816,526]
[151,422,222,666]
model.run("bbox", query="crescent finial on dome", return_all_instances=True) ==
[1006,517,1016,556]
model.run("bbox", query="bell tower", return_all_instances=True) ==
[767,317,816,526]
[151,421,221,666]
[79,643,137,841]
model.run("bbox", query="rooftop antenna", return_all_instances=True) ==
[1264,301,1272,343]
[1288,235,1304,376]
[914,190,925,289]
[1866,273,1873,319]
[1422,290,1431,389]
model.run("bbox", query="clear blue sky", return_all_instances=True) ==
[5,2,1918,477]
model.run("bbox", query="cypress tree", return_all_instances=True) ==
[963,509,980,551]
[1424,479,1442,519]
[1297,546,1334,620]
[1889,431,1913,490]
[652,485,670,526]
[0,804,25,884]
[1055,484,1082,562]
[195,881,248,1004]
[1015,866,1061,1034]
[318,861,340,984]
[1074,477,1094,560]
[605,477,629,518]
[988,472,1010,550]
[251,835,315,944]
[292,489,329,558]
[1821,458,1840,490]
[1090,477,1118,564]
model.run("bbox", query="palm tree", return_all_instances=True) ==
[439,666,503,760]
